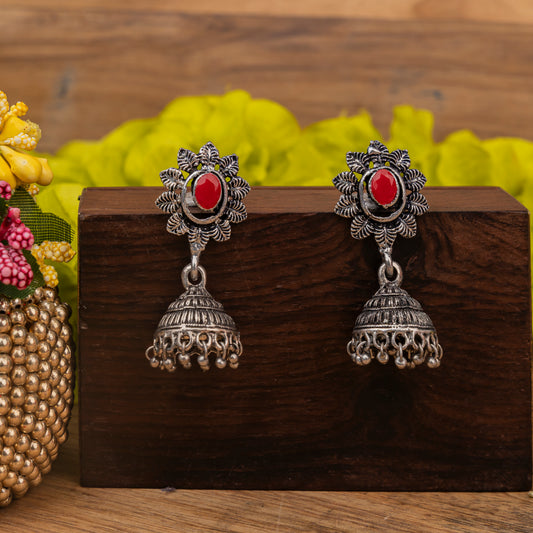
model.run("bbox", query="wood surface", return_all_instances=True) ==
[1,4,533,153]
[78,187,531,491]
[0,405,531,533]
[4,0,533,23]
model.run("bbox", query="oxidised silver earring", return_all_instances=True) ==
[333,140,443,369]
[146,141,250,372]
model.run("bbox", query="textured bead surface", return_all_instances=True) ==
[0,291,74,506]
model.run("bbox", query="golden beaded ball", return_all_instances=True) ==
[0,287,74,507]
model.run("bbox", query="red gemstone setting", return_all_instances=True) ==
[194,173,222,210]
[370,169,398,207]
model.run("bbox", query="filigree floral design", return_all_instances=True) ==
[333,140,429,250]
[156,142,250,250]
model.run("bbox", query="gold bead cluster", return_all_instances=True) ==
[0,287,74,507]
[26,184,39,197]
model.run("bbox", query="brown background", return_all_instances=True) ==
[2,1,533,531]
[1,1,533,153]
[78,187,531,492]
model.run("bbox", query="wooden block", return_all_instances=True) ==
[78,186,532,490]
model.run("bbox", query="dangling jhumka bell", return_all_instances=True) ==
[333,140,443,369]
[146,142,250,372]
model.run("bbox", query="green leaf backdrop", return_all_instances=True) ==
[36,90,533,326]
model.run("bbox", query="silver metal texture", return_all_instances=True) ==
[147,142,250,371]
[155,141,250,252]
[333,140,443,369]
[348,262,442,369]
[146,266,243,371]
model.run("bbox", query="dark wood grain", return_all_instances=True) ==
[2,8,533,152]
[78,186,532,490]
[2,408,533,533]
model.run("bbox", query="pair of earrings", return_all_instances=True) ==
[145,140,443,372]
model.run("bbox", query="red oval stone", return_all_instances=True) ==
[370,169,398,206]
[194,173,222,210]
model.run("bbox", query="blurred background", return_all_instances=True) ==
[2,0,533,244]
[2,0,532,150]
[3,0,532,310]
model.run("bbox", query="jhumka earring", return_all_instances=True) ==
[146,141,250,372]
[333,140,443,369]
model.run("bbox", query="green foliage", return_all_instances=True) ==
[0,187,73,299]
[39,89,533,315]
[9,188,73,244]
[0,197,6,221]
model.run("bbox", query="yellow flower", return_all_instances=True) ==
[31,241,75,288]
[0,91,53,188]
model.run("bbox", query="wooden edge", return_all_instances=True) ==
[78,186,528,217]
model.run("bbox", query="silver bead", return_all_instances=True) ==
[427,357,440,369]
